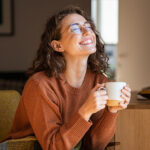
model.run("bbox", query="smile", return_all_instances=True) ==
[79,38,93,45]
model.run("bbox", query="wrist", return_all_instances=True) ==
[79,107,91,121]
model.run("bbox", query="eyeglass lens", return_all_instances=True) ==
[70,23,92,34]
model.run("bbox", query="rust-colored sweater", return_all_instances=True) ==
[5,70,118,150]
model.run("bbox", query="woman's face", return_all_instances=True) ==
[59,13,96,57]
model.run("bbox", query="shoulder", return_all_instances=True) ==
[30,71,51,82]
[21,72,61,111]
[22,72,61,103]
[24,71,60,93]
[28,71,57,86]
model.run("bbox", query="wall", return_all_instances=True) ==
[117,0,150,91]
[0,0,91,71]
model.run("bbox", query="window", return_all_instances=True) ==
[91,0,119,79]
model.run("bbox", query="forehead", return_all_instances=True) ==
[60,13,87,29]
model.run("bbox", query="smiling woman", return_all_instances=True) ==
[27,7,109,78]
[1,6,131,150]
[51,13,96,59]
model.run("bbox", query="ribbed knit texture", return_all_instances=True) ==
[2,70,118,150]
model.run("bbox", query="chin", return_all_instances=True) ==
[87,47,96,54]
[78,46,96,55]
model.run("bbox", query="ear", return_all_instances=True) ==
[50,40,64,52]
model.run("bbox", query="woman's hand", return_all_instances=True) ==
[79,84,108,121]
[108,85,131,113]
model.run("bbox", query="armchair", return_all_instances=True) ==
[0,90,119,150]
[0,90,42,150]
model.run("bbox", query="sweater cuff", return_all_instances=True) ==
[62,112,92,148]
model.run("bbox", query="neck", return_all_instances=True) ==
[64,55,88,88]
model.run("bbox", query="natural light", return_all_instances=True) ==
[91,0,119,44]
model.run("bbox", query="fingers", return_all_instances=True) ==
[120,99,128,108]
[122,89,131,98]
[94,88,108,101]
[97,98,107,105]
[92,83,105,92]
[94,90,107,96]
[96,98,107,110]
[97,104,106,110]
[121,85,131,106]
[122,86,131,98]
[94,91,108,111]
[120,88,131,109]
[125,84,131,91]
[121,94,130,104]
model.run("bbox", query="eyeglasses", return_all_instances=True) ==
[70,22,93,34]
[61,22,93,35]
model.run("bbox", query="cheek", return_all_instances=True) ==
[93,35,96,46]
[92,33,96,41]
[61,36,81,50]
[68,35,81,46]
[64,34,80,42]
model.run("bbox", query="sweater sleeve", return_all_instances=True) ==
[22,78,92,150]
[83,108,118,150]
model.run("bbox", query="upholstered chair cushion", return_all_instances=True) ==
[0,90,20,141]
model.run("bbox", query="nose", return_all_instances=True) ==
[82,27,91,36]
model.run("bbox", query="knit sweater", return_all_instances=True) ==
[4,70,118,150]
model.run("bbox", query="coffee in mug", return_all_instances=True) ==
[105,82,126,106]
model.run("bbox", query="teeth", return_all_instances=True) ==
[81,40,92,44]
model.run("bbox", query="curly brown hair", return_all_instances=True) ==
[27,6,109,78]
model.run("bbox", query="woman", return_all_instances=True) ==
[4,6,131,150]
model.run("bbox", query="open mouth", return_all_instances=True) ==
[79,38,94,45]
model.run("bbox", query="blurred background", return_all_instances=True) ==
[0,0,150,93]
[0,1,150,149]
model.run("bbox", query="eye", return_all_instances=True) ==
[70,25,81,34]
[85,24,92,30]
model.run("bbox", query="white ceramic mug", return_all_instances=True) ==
[105,82,126,106]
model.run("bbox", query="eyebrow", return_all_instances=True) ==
[70,21,90,27]
[70,23,79,27]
